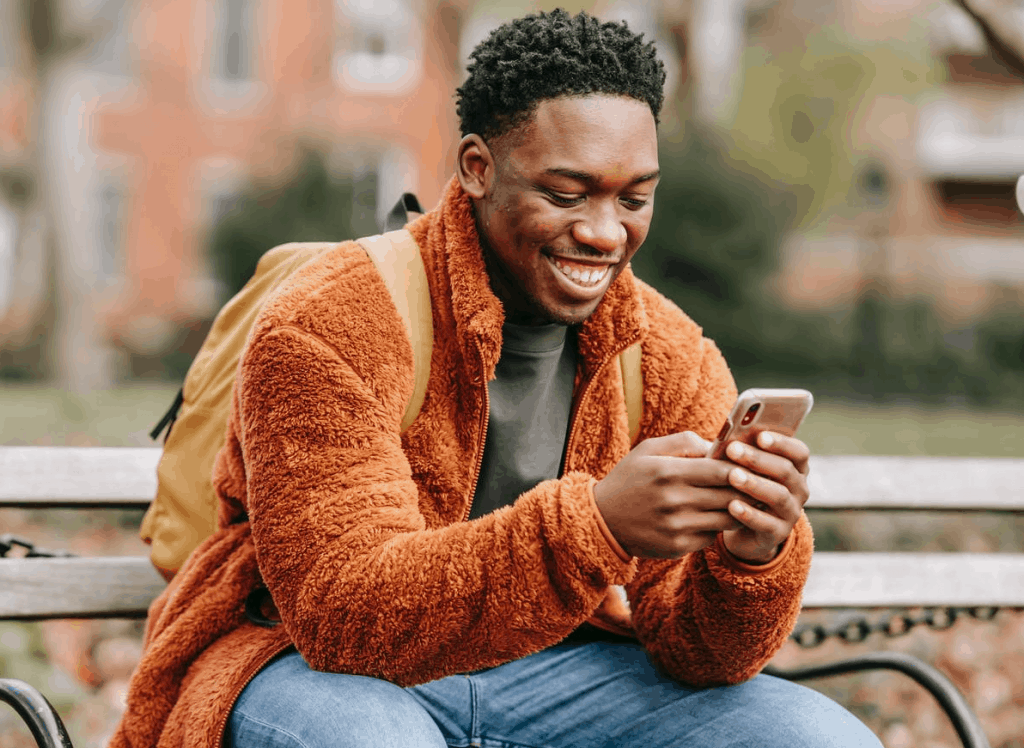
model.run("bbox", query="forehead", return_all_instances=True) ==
[501,95,659,182]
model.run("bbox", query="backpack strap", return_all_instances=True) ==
[384,193,424,232]
[357,229,433,433]
[619,341,643,445]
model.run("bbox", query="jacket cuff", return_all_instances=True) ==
[713,529,797,576]
[588,488,634,564]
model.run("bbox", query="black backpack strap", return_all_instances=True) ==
[384,193,424,232]
[149,387,184,442]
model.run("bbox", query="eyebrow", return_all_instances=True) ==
[543,168,661,185]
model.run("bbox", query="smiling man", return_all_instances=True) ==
[109,9,881,748]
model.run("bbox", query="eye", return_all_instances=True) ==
[620,196,650,210]
[547,191,584,207]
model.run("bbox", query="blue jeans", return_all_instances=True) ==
[227,643,883,747]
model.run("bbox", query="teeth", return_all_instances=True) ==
[554,260,608,287]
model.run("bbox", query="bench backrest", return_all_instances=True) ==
[2,447,1023,618]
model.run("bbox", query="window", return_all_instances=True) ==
[333,0,421,93]
[0,201,16,317]
[202,0,264,108]
[216,0,254,81]
[81,0,133,76]
[0,2,18,69]
[98,182,125,284]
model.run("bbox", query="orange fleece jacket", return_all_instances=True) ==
[108,177,813,748]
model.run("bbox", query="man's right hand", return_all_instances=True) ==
[592,431,744,559]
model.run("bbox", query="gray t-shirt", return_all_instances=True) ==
[468,321,578,520]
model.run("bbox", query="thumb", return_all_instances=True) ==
[642,430,710,459]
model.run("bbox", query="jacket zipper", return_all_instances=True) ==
[463,343,491,521]
[563,333,642,472]
[214,641,294,745]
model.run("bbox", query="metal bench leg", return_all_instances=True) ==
[0,678,74,748]
[764,652,990,748]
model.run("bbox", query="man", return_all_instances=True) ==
[110,10,881,748]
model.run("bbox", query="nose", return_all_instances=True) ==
[571,202,627,254]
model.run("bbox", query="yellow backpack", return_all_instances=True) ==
[143,199,642,580]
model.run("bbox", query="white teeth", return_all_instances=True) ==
[553,259,608,287]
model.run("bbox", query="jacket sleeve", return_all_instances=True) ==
[623,335,814,686]
[236,324,635,687]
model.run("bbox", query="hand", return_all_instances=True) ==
[592,431,745,559]
[719,432,811,564]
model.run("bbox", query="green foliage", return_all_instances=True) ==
[634,131,1024,406]
[633,131,801,369]
[208,151,375,299]
[729,26,935,229]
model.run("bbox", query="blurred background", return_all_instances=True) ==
[1,0,1023,746]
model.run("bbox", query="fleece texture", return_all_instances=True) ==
[108,177,813,748]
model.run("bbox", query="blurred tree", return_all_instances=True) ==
[208,150,366,298]
[634,130,1024,404]
[633,130,808,375]
[728,26,934,229]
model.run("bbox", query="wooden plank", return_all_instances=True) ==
[0,447,158,508]
[805,455,1024,511]
[803,552,1024,607]
[3,552,1022,619]
[0,557,166,619]
[2,448,1020,511]
[1,448,1021,511]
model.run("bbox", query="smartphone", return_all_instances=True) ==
[708,388,814,460]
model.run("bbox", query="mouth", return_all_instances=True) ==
[547,256,614,289]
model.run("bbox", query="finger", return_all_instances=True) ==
[756,432,810,475]
[725,441,800,488]
[727,498,789,540]
[646,455,734,489]
[663,510,743,535]
[655,486,746,515]
[727,467,800,522]
[641,431,711,459]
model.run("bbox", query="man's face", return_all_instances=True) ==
[464,94,660,326]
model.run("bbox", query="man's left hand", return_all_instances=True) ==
[719,432,811,565]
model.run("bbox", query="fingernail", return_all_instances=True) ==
[732,500,746,515]
[727,442,744,459]
[760,432,774,448]
[731,468,747,485]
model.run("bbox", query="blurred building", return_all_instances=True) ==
[775,0,1024,323]
[0,0,685,389]
[6,0,1020,389]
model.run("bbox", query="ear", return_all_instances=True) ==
[456,134,493,199]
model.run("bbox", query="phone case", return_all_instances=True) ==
[708,388,814,459]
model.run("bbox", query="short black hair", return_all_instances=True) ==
[456,9,666,141]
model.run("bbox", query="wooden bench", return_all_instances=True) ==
[2,446,1023,747]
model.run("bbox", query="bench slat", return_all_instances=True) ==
[0,447,159,508]
[806,456,1024,511]
[0,557,166,619]
[2,448,1022,511]
[804,552,1024,607]
[1,552,1020,619]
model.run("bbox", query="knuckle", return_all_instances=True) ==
[650,461,676,487]
[780,460,800,484]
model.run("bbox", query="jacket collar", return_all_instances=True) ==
[423,176,648,381]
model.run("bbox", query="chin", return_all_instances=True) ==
[541,303,598,327]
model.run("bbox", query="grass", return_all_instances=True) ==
[1,382,1023,456]
[799,399,1024,458]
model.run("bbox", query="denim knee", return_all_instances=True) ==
[710,674,883,748]
[226,652,447,748]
